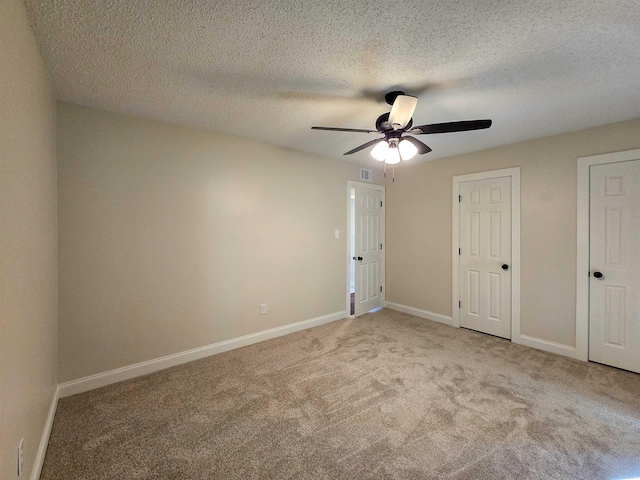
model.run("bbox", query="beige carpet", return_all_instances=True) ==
[42,309,640,479]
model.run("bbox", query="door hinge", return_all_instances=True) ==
[380,200,383,207]
[380,286,383,292]
[458,195,461,202]
[459,301,461,308]
[380,243,383,250]
[458,248,461,255]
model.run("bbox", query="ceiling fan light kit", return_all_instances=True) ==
[312,91,492,179]
[371,138,418,163]
[370,141,388,161]
[382,144,400,164]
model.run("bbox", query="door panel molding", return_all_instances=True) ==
[452,167,521,340]
[576,148,640,363]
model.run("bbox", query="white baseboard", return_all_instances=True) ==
[514,334,577,359]
[384,302,453,326]
[58,310,347,398]
[31,386,59,480]
[384,302,578,361]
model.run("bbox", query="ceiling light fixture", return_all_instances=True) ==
[370,138,417,164]
[371,140,388,161]
[385,144,401,164]
[398,139,418,160]
[312,90,492,182]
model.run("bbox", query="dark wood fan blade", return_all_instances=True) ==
[402,136,432,154]
[412,120,492,134]
[344,138,385,155]
[312,126,378,133]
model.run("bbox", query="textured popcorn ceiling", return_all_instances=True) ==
[24,0,640,162]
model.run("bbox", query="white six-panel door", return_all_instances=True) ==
[589,159,640,373]
[354,185,383,316]
[459,176,512,339]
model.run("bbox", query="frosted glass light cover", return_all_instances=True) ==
[385,146,400,164]
[370,141,388,161]
[399,139,418,160]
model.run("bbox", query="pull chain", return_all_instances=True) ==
[383,163,386,178]
[392,164,395,183]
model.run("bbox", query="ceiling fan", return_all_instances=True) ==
[311,91,492,168]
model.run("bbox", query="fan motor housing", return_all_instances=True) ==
[385,131,403,143]
[384,91,405,105]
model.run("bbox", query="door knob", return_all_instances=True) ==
[593,271,603,278]
[353,256,363,261]
[358,256,363,261]
[501,264,509,271]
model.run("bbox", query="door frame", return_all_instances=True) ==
[575,148,640,362]
[346,181,385,316]
[452,167,521,338]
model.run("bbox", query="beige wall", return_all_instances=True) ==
[0,1,58,479]
[57,102,383,383]
[386,118,640,347]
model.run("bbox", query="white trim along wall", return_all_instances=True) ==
[384,302,453,326]
[58,310,346,398]
[452,168,522,341]
[31,388,59,480]
[576,148,640,362]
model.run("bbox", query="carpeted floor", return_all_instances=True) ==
[42,309,640,479]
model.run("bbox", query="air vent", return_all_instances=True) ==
[360,168,373,182]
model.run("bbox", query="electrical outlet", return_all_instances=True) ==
[18,438,24,476]
[260,304,267,315]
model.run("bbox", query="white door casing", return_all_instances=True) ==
[350,183,384,316]
[588,159,640,373]
[458,176,512,339]
[453,168,521,341]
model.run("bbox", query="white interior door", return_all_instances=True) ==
[459,176,512,339]
[354,184,383,316]
[589,159,640,373]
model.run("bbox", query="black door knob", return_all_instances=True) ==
[358,256,363,261]
[502,264,509,271]
[593,271,603,278]
[353,256,363,261]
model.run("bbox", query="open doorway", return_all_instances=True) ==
[350,188,356,314]
[347,181,385,317]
